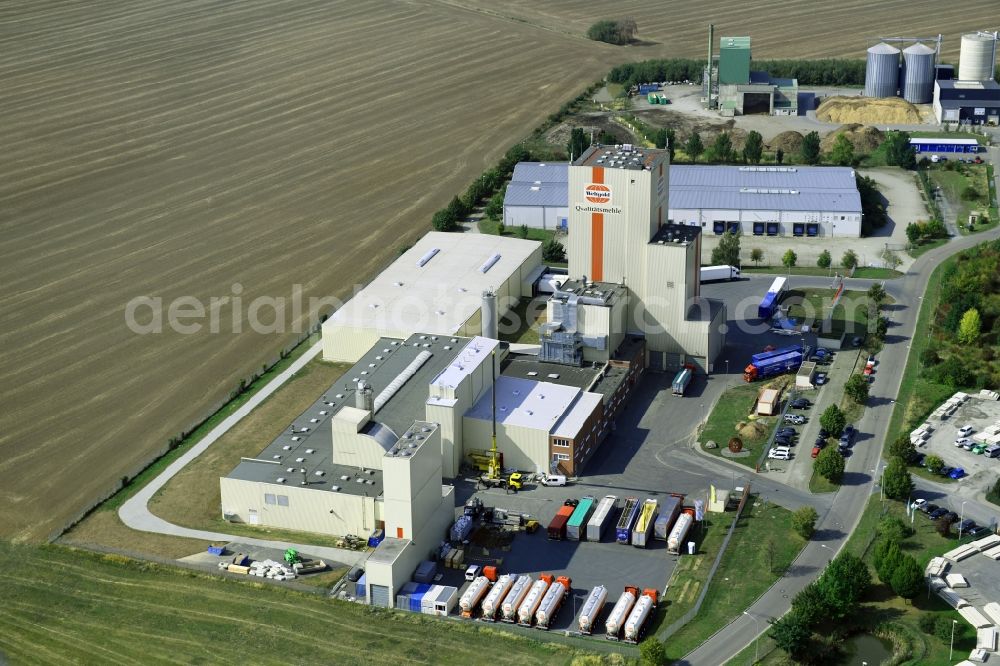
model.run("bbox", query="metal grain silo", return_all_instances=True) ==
[901,43,935,103]
[958,32,998,81]
[865,43,900,98]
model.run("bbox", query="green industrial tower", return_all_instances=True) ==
[719,36,751,85]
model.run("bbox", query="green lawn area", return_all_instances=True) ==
[907,237,948,258]
[606,82,625,98]
[498,297,547,344]
[783,288,873,339]
[477,218,558,243]
[658,501,804,661]
[699,383,776,469]
[808,467,839,493]
[0,542,585,665]
[928,164,992,235]
[742,266,903,279]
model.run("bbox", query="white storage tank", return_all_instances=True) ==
[959,32,998,82]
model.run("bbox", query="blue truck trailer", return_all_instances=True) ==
[744,349,803,382]
[757,277,787,319]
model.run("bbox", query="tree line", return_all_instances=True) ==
[607,57,866,88]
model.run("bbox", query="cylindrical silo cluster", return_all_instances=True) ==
[900,43,935,103]
[865,42,900,98]
[958,32,998,82]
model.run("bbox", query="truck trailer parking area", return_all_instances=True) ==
[432,480,702,634]
[911,394,1000,484]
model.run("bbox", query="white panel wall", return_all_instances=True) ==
[461,417,550,474]
[383,427,442,541]
[219,477,377,537]
[503,206,569,230]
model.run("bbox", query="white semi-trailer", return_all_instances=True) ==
[500,575,532,623]
[605,586,638,640]
[517,575,553,626]
[667,510,695,555]
[535,576,572,630]
[577,585,608,635]
[480,574,514,622]
[459,576,491,618]
[700,265,740,283]
[623,589,658,643]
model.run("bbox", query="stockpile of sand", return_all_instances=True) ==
[820,123,886,153]
[767,131,804,154]
[817,96,923,124]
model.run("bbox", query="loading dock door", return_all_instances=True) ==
[726,222,740,234]
[766,223,779,236]
[753,222,765,235]
[713,221,725,235]
[792,223,805,236]
[806,223,819,236]
[370,584,390,608]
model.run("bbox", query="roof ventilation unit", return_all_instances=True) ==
[479,253,501,273]
[417,248,440,267]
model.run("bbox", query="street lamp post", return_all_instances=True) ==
[950,619,958,660]
[959,501,968,538]
[744,611,761,665]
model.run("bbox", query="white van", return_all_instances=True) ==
[464,565,482,581]
[540,474,567,487]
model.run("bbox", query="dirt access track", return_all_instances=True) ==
[1,0,995,544]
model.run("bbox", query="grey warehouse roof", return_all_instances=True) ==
[669,165,862,213]
[504,182,569,208]
[226,332,470,493]
[503,162,861,214]
[511,162,569,183]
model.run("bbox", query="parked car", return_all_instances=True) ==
[769,448,792,460]
[958,519,977,533]
[791,398,811,409]
[942,511,959,524]
[972,444,987,455]
[967,525,989,537]
[815,373,828,385]
[811,446,822,458]
[866,355,876,366]
[958,425,975,437]
[949,467,966,479]
[921,503,940,515]
[912,498,927,510]
[814,436,827,447]
[939,466,954,477]
[777,427,797,437]
[955,438,972,448]
[819,428,830,438]
[929,508,948,519]
[784,414,806,424]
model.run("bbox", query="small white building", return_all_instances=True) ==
[502,162,569,231]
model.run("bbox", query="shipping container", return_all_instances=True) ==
[653,494,684,540]
[586,495,618,541]
[566,496,596,541]
[631,499,658,548]
[671,367,692,396]
[548,505,575,540]
[615,498,641,544]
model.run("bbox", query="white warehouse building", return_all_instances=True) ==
[321,232,543,363]
[503,162,863,238]
[669,165,862,237]
[502,162,569,231]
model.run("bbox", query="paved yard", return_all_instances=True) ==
[915,397,1000,486]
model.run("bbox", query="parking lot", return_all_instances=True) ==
[914,396,1000,483]
[444,479,705,632]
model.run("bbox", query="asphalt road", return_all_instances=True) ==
[683,226,1000,666]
